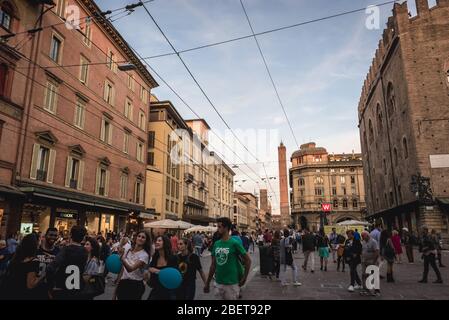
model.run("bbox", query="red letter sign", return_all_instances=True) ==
[321,203,331,212]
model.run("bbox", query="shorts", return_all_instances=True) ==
[319,247,330,258]
[214,283,240,300]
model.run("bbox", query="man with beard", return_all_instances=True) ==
[35,228,60,299]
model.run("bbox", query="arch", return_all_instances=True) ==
[335,215,360,224]
[402,136,408,159]
[387,82,396,118]
[299,216,308,230]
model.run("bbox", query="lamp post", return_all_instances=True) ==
[410,173,434,205]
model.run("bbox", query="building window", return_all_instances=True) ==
[314,188,324,196]
[30,143,56,183]
[65,157,80,189]
[368,119,374,144]
[300,189,305,197]
[107,50,117,72]
[50,35,62,63]
[350,176,355,184]
[394,147,398,166]
[340,176,346,184]
[140,85,147,103]
[314,155,322,162]
[403,137,408,159]
[332,187,337,196]
[352,199,358,208]
[331,176,336,185]
[314,176,324,185]
[343,199,348,208]
[171,180,175,197]
[166,177,170,196]
[147,152,154,165]
[339,168,345,173]
[127,74,134,91]
[54,0,66,17]
[148,131,155,148]
[333,199,338,208]
[137,142,144,162]
[36,146,50,181]
[100,118,112,145]
[44,80,58,113]
[124,98,133,120]
[123,131,130,154]
[74,98,86,129]
[342,187,347,195]
[351,186,356,195]
[166,199,170,211]
[377,104,383,135]
[97,167,108,196]
[138,111,146,130]
[82,17,92,46]
[104,81,115,106]
[79,55,89,84]
[299,178,305,186]
[387,82,396,118]
[0,64,8,97]
[0,4,12,31]
[120,174,128,200]
[330,169,335,173]
[135,180,143,204]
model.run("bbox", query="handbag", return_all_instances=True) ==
[81,274,105,298]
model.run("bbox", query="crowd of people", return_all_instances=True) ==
[0,221,445,300]
[251,224,445,296]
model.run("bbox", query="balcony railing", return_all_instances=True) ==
[184,173,194,183]
[184,196,205,208]
[36,169,47,182]
[199,181,205,190]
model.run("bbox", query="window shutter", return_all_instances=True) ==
[81,104,86,128]
[46,149,56,183]
[65,156,72,187]
[95,166,100,194]
[108,125,113,145]
[30,143,40,180]
[111,86,115,107]
[100,119,105,141]
[104,170,110,196]
[103,82,108,101]
[77,160,84,190]
[139,182,144,204]
[134,180,138,202]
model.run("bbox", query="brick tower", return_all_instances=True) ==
[278,142,290,228]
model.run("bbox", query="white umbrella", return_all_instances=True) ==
[337,220,371,226]
[184,225,217,233]
[144,219,193,230]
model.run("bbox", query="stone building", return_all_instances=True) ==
[233,192,249,231]
[208,151,234,221]
[290,142,366,231]
[278,142,291,227]
[258,188,272,231]
[358,0,449,243]
[1,0,158,238]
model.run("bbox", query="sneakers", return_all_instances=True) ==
[281,282,289,287]
[324,267,327,272]
[354,285,363,290]
[434,279,443,284]
[348,285,355,292]
[293,282,302,286]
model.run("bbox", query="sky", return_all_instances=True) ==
[96,0,428,214]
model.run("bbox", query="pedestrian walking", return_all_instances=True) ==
[257,232,264,247]
[431,229,445,268]
[418,227,443,284]
[279,229,301,286]
[402,228,414,263]
[176,238,206,300]
[240,232,250,252]
[392,230,403,264]
[0,240,11,279]
[170,232,179,255]
[249,232,256,253]
[193,232,203,257]
[114,231,151,300]
[336,235,346,272]
[329,228,338,263]
[381,230,396,283]
[147,235,177,300]
[302,229,316,273]
[360,231,380,296]
[344,230,362,292]
[271,231,281,281]
[6,233,18,255]
[82,237,101,300]
[204,217,251,300]
[46,226,88,300]
[317,229,331,272]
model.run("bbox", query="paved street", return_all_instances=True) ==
[96,247,449,300]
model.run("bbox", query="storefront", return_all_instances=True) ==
[0,185,25,239]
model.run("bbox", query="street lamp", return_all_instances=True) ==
[118,63,137,71]
[410,173,434,205]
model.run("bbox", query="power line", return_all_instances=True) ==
[140,0,399,60]
[138,1,279,200]
[239,0,299,150]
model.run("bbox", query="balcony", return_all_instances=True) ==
[184,173,194,183]
[36,169,47,182]
[69,179,78,189]
[184,196,205,208]
[199,181,205,190]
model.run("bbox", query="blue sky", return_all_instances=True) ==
[96,0,428,213]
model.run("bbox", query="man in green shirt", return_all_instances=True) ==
[204,217,251,300]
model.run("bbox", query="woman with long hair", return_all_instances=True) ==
[84,237,100,279]
[1,234,45,299]
[114,231,151,300]
[381,230,396,282]
[271,230,281,281]
[317,229,331,272]
[147,235,178,300]
[391,230,403,264]
[176,238,206,300]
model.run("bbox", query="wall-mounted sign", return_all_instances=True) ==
[20,223,33,235]
[56,209,78,220]
[321,203,331,212]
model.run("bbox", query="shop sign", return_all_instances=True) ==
[56,208,78,220]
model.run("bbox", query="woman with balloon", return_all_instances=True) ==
[146,235,180,300]
[176,238,207,300]
[112,231,152,300]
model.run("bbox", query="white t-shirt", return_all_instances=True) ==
[121,249,149,281]
[257,235,264,242]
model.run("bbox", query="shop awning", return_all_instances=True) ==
[0,184,26,197]
[437,198,449,205]
[18,182,144,213]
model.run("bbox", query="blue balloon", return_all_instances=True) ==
[106,254,122,274]
[158,267,182,289]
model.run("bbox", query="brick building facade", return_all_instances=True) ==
[358,0,449,243]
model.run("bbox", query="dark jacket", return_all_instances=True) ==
[302,233,316,252]
[46,244,87,291]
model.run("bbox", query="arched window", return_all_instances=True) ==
[368,119,374,143]
[343,199,348,208]
[352,199,358,208]
[376,104,383,135]
[393,147,398,166]
[387,82,396,118]
[403,137,408,159]
[0,2,15,31]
